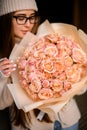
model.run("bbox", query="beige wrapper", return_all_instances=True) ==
[8,20,87,114]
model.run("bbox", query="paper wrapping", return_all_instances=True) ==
[8,20,87,114]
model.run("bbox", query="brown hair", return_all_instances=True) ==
[0,13,14,58]
[11,103,52,129]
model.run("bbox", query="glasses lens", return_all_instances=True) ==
[17,16,26,24]
[29,15,39,24]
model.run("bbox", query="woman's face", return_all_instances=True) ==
[12,10,36,39]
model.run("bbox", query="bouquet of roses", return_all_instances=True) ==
[8,20,87,113]
[17,32,87,101]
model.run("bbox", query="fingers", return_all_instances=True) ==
[0,58,17,77]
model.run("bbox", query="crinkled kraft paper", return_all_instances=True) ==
[8,20,87,114]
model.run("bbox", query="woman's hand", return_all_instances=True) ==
[0,58,16,77]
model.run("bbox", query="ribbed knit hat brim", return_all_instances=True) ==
[0,0,38,16]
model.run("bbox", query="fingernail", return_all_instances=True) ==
[0,58,4,62]
[10,60,14,63]
[13,68,16,71]
[14,64,17,67]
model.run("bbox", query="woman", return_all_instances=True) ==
[0,0,82,130]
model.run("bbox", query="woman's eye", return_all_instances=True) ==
[18,16,25,20]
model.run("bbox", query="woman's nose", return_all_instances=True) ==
[25,19,31,26]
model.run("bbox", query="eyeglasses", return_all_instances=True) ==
[13,15,39,25]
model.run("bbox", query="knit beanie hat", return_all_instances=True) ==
[0,0,38,16]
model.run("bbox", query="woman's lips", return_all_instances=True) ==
[22,30,29,34]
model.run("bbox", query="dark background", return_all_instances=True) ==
[36,0,87,129]
[36,0,74,23]
[36,0,87,33]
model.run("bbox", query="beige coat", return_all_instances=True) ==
[0,74,83,130]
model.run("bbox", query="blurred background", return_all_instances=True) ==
[36,0,87,33]
[36,0,87,130]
